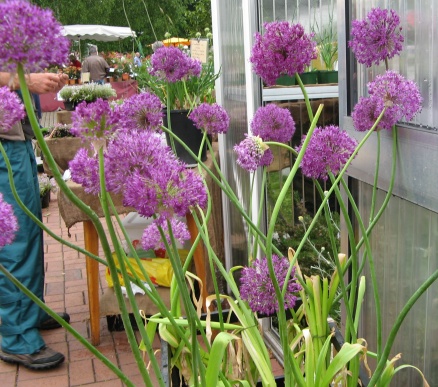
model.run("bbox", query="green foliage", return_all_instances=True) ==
[136,58,219,110]
[267,174,340,278]
[59,83,117,103]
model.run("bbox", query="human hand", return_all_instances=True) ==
[27,73,68,94]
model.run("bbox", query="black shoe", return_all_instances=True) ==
[0,346,65,370]
[39,312,70,330]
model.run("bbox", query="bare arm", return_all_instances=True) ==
[0,72,68,94]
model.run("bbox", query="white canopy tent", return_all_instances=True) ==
[62,25,137,42]
[62,25,137,60]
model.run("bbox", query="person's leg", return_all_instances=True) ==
[0,140,46,354]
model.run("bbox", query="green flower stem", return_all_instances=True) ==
[265,105,324,387]
[325,177,357,342]
[182,79,196,110]
[159,222,207,386]
[295,73,314,122]
[165,84,176,154]
[370,131,381,221]
[193,206,226,331]
[167,130,283,258]
[251,168,268,260]
[96,148,157,387]
[273,108,387,386]
[264,141,298,156]
[16,64,163,384]
[16,66,116,276]
[0,264,136,386]
[283,107,386,292]
[368,268,438,386]
[346,126,397,360]
[0,144,104,265]
[326,177,361,386]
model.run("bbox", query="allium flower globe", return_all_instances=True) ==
[352,71,422,131]
[141,217,190,251]
[117,92,163,132]
[297,125,358,181]
[189,103,230,135]
[367,71,422,129]
[240,255,302,315]
[150,46,201,83]
[69,148,101,195]
[0,86,25,133]
[0,193,19,249]
[251,104,295,143]
[234,135,273,172]
[349,8,404,67]
[250,21,317,86]
[351,97,383,132]
[0,0,70,73]
[71,99,121,141]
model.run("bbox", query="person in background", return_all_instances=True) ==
[81,45,109,84]
[0,71,70,370]
[134,52,142,67]
[69,54,81,69]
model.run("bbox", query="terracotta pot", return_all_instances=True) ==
[122,73,129,81]
[68,79,76,85]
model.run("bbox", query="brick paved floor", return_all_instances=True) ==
[0,194,283,386]
[0,195,161,386]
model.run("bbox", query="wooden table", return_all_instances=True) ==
[57,144,223,345]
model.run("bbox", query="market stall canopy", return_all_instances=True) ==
[162,37,190,47]
[62,25,137,42]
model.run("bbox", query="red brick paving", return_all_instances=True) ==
[0,196,159,386]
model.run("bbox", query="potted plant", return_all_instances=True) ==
[2,2,431,386]
[38,173,57,208]
[59,83,117,110]
[312,13,338,83]
[136,47,220,164]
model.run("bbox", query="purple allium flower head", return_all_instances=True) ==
[0,86,25,133]
[349,8,404,67]
[240,255,302,315]
[69,148,100,195]
[189,103,230,135]
[251,104,296,143]
[351,97,383,132]
[234,135,272,172]
[71,99,120,141]
[0,193,18,249]
[186,57,202,78]
[150,46,201,83]
[105,130,171,194]
[297,125,358,181]
[141,217,190,251]
[105,130,207,218]
[164,168,208,217]
[0,0,70,73]
[366,70,422,130]
[250,21,317,86]
[260,148,274,167]
[117,92,163,132]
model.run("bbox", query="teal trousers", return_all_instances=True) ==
[0,140,46,354]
